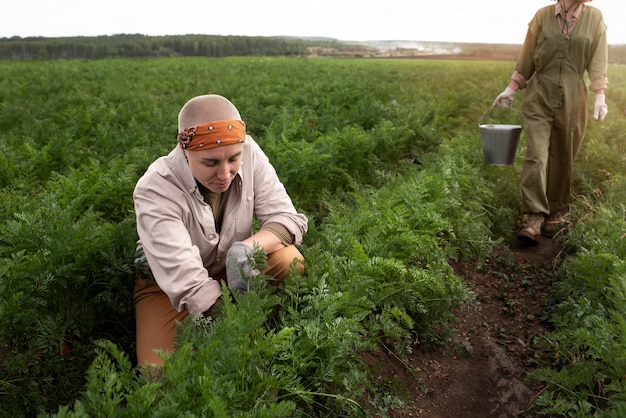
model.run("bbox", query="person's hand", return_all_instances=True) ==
[492,87,516,108]
[225,242,259,294]
[202,296,224,318]
[593,93,608,121]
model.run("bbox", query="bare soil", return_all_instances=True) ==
[364,234,566,417]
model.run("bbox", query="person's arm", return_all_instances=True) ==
[224,137,308,294]
[134,184,222,314]
[506,80,520,91]
[242,228,285,255]
[224,228,289,294]
[249,138,308,245]
[588,9,609,121]
[493,10,540,108]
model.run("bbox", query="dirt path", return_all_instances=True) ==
[366,235,565,417]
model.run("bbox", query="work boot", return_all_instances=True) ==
[543,210,568,237]
[517,213,545,243]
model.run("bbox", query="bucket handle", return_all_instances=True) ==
[478,106,524,127]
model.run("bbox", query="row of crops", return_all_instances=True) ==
[0,57,624,416]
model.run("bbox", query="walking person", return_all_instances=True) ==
[133,94,308,367]
[493,0,608,242]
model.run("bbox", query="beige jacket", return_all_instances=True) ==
[134,136,308,314]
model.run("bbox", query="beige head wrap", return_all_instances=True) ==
[177,95,246,151]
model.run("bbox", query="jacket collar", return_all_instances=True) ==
[555,1,584,19]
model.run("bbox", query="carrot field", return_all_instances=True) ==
[0,57,625,417]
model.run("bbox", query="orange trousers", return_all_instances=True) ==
[133,245,303,367]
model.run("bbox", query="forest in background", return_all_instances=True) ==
[2,33,626,63]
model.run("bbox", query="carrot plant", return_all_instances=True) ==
[0,57,624,416]
[520,67,626,416]
[528,203,626,416]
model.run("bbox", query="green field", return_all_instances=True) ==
[1,57,625,417]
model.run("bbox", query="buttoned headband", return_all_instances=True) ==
[177,119,246,151]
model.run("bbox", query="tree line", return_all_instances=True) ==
[0,34,358,60]
[1,34,625,63]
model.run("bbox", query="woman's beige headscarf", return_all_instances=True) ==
[177,94,246,151]
[178,94,241,131]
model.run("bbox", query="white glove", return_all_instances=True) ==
[492,87,516,108]
[225,242,259,294]
[593,93,608,121]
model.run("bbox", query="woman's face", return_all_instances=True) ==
[185,143,244,193]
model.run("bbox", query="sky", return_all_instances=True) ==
[2,0,625,45]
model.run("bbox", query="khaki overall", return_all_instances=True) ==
[519,6,606,215]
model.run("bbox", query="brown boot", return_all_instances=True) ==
[518,213,545,243]
[543,210,568,237]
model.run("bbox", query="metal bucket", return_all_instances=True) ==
[478,107,523,166]
[479,124,522,166]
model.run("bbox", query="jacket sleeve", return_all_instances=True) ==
[513,13,541,89]
[134,182,222,315]
[587,9,608,92]
[248,139,308,245]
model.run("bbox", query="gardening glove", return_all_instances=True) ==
[225,242,259,294]
[492,87,516,108]
[593,93,608,121]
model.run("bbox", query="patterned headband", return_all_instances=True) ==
[177,119,246,151]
